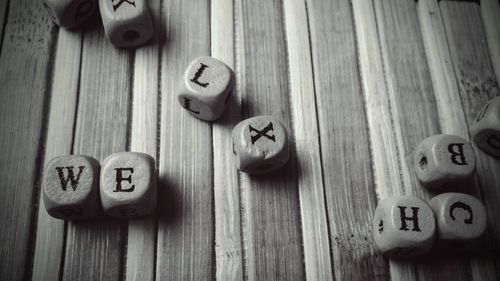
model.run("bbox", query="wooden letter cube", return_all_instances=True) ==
[414,134,476,189]
[232,116,289,174]
[470,97,500,158]
[42,155,100,220]
[430,193,486,240]
[43,0,97,28]
[373,196,436,258]
[99,0,153,47]
[100,152,157,218]
[178,56,235,121]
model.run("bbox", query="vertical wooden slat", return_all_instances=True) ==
[481,0,500,83]
[156,0,213,280]
[283,0,333,280]
[440,2,500,278]
[306,0,386,279]
[235,0,304,280]
[63,25,132,281]
[125,1,161,281]
[351,0,417,280]
[0,1,55,280]
[211,0,244,280]
[0,0,9,51]
[32,30,83,281]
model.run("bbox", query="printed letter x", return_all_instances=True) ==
[249,122,275,144]
[112,0,135,11]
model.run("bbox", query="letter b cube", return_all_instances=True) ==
[100,152,157,218]
[42,155,100,219]
[373,196,436,258]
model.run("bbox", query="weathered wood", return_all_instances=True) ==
[235,0,304,279]
[31,30,83,281]
[211,0,244,280]
[307,0,385,279]
[0,1,55,280]
[351,0,416,280]
[0,0,9,51]
[156,0,213,280]
[481,0,500,83]
[283,0,333,280]
[63,25,132,281]
[124,1,160,280]
[440,2,500,277]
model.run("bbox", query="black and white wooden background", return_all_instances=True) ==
[0,0,499,280]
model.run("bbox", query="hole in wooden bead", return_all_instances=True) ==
[419,155,427,169]
[123,30,140,42]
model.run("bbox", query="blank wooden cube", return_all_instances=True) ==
[232,116,289,174]
[43,0,97,28]
[178,56,235,121]
[430,193,486,241]
[100,152,157,218]
[414,134,476,189]
[42,155,100,220]
[470,97,500,158]
[373,196,436,258]
[99,0,153,47]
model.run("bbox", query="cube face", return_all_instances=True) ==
[100,152,157,218]
[42,155,100,220]
[43,0,97,28]
[178,56,235,121]
[430,193,486,240]
[232,116,289,174]
[99,0,153,47]
[470,97,500,158]
[414,134,476,189]
[373,196,435,258]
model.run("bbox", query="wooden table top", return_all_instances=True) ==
[0,0,499,280]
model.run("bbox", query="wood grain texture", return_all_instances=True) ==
[283,0,333,280]
[211,0,244,280]
[156,0,213,280]
[481,0,500,83]
[307,0,385,279]
[63,24,132,281]
[125,0,160,280]
[440,2,500,278]
[31,30,83,281]
[235,0,304,279]
[0,1,55,280]
[0,0,8,51]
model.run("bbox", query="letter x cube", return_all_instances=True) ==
[373,196,436,258]
[414,134,476,189]
[232,116,290,174]
[100,152,157,218]
[470,96,500,158]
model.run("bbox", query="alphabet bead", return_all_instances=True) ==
[42,0,97,28]
[373,196,436,258]
[42,155,101,220]
[430,193,486,240]
[178,56,235,121]
[232,116,289,174]
[100,152,157,218]
[414,134,476,189]
[99,0,153,47]
[470,97,500,158]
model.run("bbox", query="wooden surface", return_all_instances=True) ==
[0,0,499,280]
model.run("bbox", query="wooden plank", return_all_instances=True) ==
[373,0,472,280]
[481,0,500,83]
[211,0,244,280]
[235,0,304,280]
[0,0,9,51]
[440,2,500,277]
[0,1,55,280]
[283,0,333,280]
[124,1,161,281]
[32,30,83,281]
[351,0,417,280]
[155,0,213,280]
[62,25,132,281]
[306,0,386,279]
